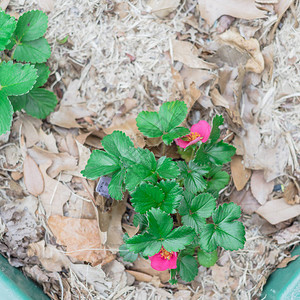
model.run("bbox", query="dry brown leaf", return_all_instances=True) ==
[105,200,126,250]
[274,0,293,16]
[39,161,71,218]
[217,15,235,33]
[273,223,300,245]
[284,182,300,205]
[122,224,139,238]
[231,156,252,191]
[230,189,260,214]
[116,98,138,117]
[132,256,170,283]
[198,0,266,26]
[28,146,77,178]
[147,0,180,18]
[28,240,70,272]
[11,171,23,181]
[277,255,299,269]
[211,88,230,109]
[219,29,265,73]
[48,215,114,265]
[180,66,216,89]
[66,194,97,219]
[104,115,145,148]
[256,198,300,224]
[126,270,153,283]
[37,0,55,12]
[23,155,44,196]
[251,171,274,205]
[172,40,217,70]
[65,134,79,158]
[38,129,59,153]
[211,263,230,290]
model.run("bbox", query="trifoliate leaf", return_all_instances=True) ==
[209,115,224,144]
[9,88,57,119]
[178,255,198,282]
[147,208,173,238]
[119,244,138,262]
[33,63,50,88]
[162,226,196,252]
[205,170,230,193]
[162,126,190,145]
[178,161,210,194]
[0,10,16,51]
[0,62,37,96]
[195,141,236,166]
[108,168,126,200]
[159,101,187,132]
[156,156,180,179]
[136,111,163,137]
[179,192,216,233]
[0,92,13,135]
[131,183,165,214]
[15,10,48,42]
[197,249,218,267]
[125,148,157,191]
[157,180,183,213]
[81,150,121,180]
[199,203,245,252]
[14,37,51,63]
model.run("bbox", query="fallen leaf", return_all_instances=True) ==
[172,40,217,70]
[126,270,153,282]
[4,144,21,166]
[66,194,97,219]
[211,263,230,290]
[230,189,260,214]
[198,0,266,26]
[0,0,10,10]
[11,171,23,181]
[231,156,252,191]
[256,198,300,224]
[37,0,55,12]
[65,134,79,158]
[284,182,300,205]
[180,66,216,89]
[116,98,138,117]
[277,255,299,269]
[48,215,115,265]
[28,146,77,178]
[211,88,230,109]
[217,15,235,33]
[273,223,300,245]
[251,171,274,205]
[274,0,293,16]
[27,240,70,272]
[23,155,44,196]
[38,129,59,153]
[147,0,180,18]
[39,161,71,218]
[122,223,139,238]
[219,28,265,73]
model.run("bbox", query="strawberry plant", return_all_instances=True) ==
[82,100,246,283]
[0,9,57,135]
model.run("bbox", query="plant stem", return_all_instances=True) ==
[162,142,167,156]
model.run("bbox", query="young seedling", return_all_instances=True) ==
[82,100,246,283]
[0,9,57,135]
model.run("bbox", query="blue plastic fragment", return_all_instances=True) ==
[96,176,112,198]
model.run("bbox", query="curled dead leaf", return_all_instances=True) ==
[147,0,180,18]
[231,155,252,191]
[277,255,299,269]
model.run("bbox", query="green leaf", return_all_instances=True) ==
[119,244,138,262]
[179,192,216,233]
[81,150,120,180]
[147,208,173,238]
[9,88,57,119]
[0,92,13,135]
[157,180,183,213]
[126,232,162,256]
[178,255,198,282]
[0,10,16,51]
[209,115,224,144]
[197,249,218,267]
[133,213,148,232]
[163,226,196,252]
[33,63,50,88]
[156,156,180,179]
[199,203,246,252]
[178,161,209,194]
[101,131,135,162]
[14,37,51,63]
[125,148,157,191]
[136,111,163,137]
[131,183,165,214]
[195,141,236,166]
[108,168,125,200]
[162,127,190,145]
[206,170,229,193]
[159,101,187,132]
[0,62,37,96]
[15,10,48,42]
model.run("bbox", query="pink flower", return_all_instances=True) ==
[175,120,211,149]
[149,247,178,271]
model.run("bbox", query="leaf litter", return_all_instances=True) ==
[0,0,299,299]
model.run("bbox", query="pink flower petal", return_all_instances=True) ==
[168,252,178,269]
[175,138,190,149]
[149,253,171,271]
[190,120,211,143]
[185,136,202,147]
